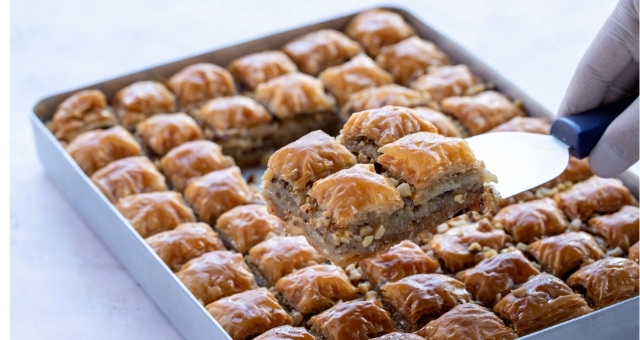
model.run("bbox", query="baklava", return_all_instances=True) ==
[135,113,203,156]
[588,205,639,252]
[167,62,235,111]
[410,64,482,102]
[183,166,255,224]
[566,257,639,308]
[493,273,592,335]
[440,91,525,135]
[254,326,314,340]
[91,156,167,204]
[416,303,517,340]
[283,29,362,75]
[228,50,298,90]
[543,156,593,188]
[309,299,396,340]
[630,242,640,263]
[489,116,551,134]
[492,198,568,243]
[176,250,256,305]
[412,107,462,137]
[319,54,393,105]
[339,85,431,119]
[116,191,196,238]
[345,9,415,57]
[554,176,634,220]
[145,222,225,271]
[527,231,604,278]
[112,80,177,130]
[205,288,292,340]
[65,125,141,175]
[47,89,117,142]
[215,204,286,253]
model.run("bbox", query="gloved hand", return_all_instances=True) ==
[558,0,639,177]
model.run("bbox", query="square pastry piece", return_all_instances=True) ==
[227,50,298,90]
[283,29,362,76]
[167,63,235,112]
[112,81,176,130]
[339,85,431,120]
[309,300,397,340]
[527,231,604,278]
[319,54,393,105]
[554,176,634,220]
[91,156,167,204]
[441,91,524,135]
[47,89,118,142]
[588,205,639,252]
[135,113,203,156]
[215,204,285,253]
[116,191,195,238]
[416,303,517,340]
[345,9,415,57]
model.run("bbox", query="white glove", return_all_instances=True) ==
[558,0,639,177]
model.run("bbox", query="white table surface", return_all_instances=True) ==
[10,0,620,339]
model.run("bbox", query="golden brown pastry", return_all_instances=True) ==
[47,89,117,142]
[167,63,235,110]
[176,250,256,305]
[135,113,203,156]
[554,176,634,220]
[337,106,438,162]
[228,50,298,90]
[197,95,272,131]
[206,288,292,340]
[410,65,481,102]
[377,36,451,86]
[440,91,525,135]
[381,273,471,327]
[429,221,510,273]
[412,107,461,137]
[183,166,255,224]
[456,250,540,307]
[112,81,176,129]
[275,264,358,314]
[340,85,431,118]
[493,198,568,243]
[160,140,235,192]
[359,241,440,287]
[254,326,314,340]
[309,300,397,340]
[543,156,593,188]
[254,72,335,120]
[345,9,415,57]
[416,303,517,340]
[630,242,640,263]
[370,332,425,340]
[489,116,551,134]
[319,54,393,105]
[493,273,592,335]
[145,222,225,272]
[116,191,196,238]
[91,156,167,204]
[65,125,141,175]
[528,231,604,277]
[567,257,639,308]
[589,205,639,251]
[247,235,326,286]
[283,29,362,75]
[215,204,285,253]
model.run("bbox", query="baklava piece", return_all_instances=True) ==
[228,50,298,90]
[630,242,639,263]
[309,300,396,340]
[112,81,176,129]
[247,236,326,286]
[494,273,592,335]
[377,36,451,87]
[47,89,117,142]
[91,156,167,204]
[206,288,292,340]
[319,54,393,105]
[255,72,335,119]
[588,205,639,252]
[336,106,438,163]
[441,91,525,135]
[345,9,415,57]
[160,140,235,192]
[116,191,196,238]
[135,113,203,156]
[554,176,634,220]
[339,85,431,119]
[261,130,357,225]
[527,231,604,278]
[492,198,568,243]
[145,222,225,271]
[167,63,235,111]
[176,250,256,305]
[216,204,285,253]
[275,264,358,315]
[410,65,482,102]
[283,29,362,75]
[370,332,424,340]
[543,156,593,188]
[254,326,314,340]
[381,274,471,330]
[429,220,510,273]
[489,116,551,134]
[416,303,517,340]
[456,250,540,307]
[412,107,462,137]
[183,166,255,224]
[567,257,639,308]
[65,125,141,175]
[359,240,440,287]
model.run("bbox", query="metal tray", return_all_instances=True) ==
[30,6,639,340]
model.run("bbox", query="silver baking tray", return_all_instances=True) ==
[30,6,639,340]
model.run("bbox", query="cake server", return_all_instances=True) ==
[465,95,637,198]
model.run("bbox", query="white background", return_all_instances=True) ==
[10,0,621,338]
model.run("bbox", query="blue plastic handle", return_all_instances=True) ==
[550,94,638,159]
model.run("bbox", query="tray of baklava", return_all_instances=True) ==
[31,6,639,340]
